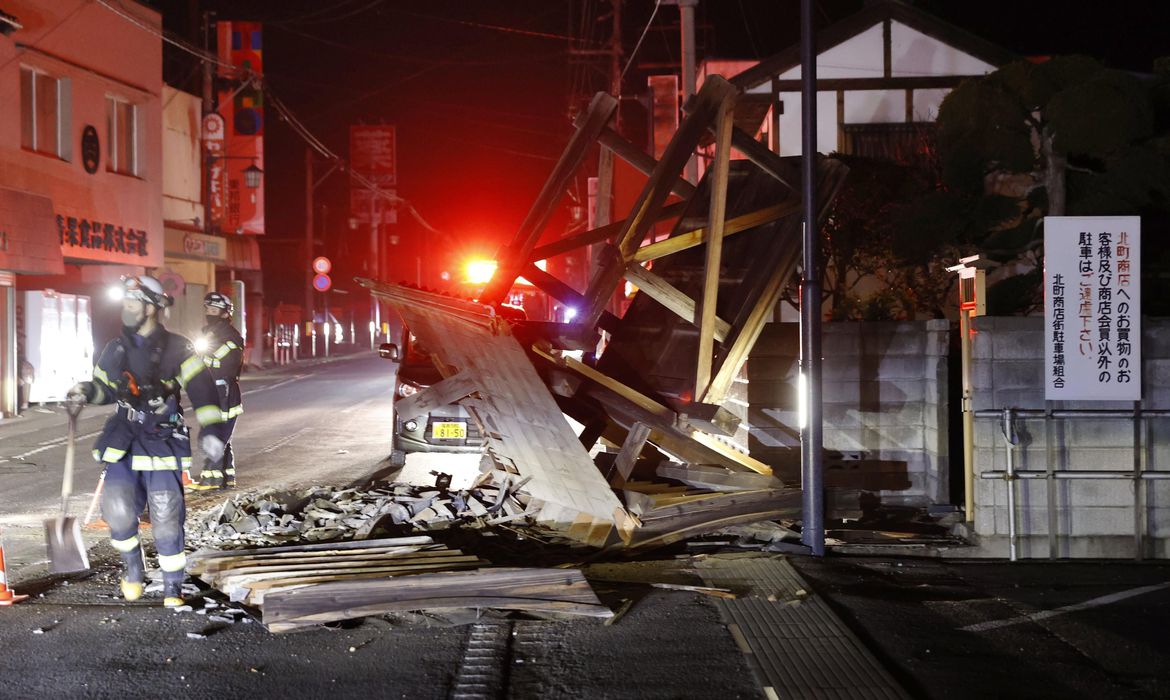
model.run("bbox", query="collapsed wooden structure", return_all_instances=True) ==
[358,75,850,547]
[188,536,611,633]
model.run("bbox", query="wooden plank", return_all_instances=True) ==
[261,567,611,630]
[198,548,461,576]
[394,368,481,422]
[188,535,435,563]
[630,200,799,263]
[532,345,673,422]
[656,463,784,492]
[696,93,736,400]
[624,263,731,342]
[613,421,652,482]
[193,545,438,574]
[580,76,739,329]
[532,201,686,262]
[480,92,617,304]
[206,554,483,584]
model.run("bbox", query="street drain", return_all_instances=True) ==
[449,621,514,700]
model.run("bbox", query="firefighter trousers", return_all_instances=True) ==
[197,416,237,487]
[102,461,186,585]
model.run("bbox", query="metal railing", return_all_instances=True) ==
[977,407,1170,561]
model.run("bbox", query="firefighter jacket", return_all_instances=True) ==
[199,320,244,420]
[87,325,227,471]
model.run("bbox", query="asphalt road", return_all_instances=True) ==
[0,351,396,574]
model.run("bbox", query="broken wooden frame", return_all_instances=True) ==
[482,75,808,438]
[359,75,850,548]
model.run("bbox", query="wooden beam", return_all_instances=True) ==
[531,345,673,421]
[613,422,652,483]
[623,263,731,342]
[729,126,794,191]
[771,75,976,92]
[531,201,687,262]
[592,124,697,199]
[631,200,800,263]
[518,264,622,334]
[579,76,739,329]
[394,369,480,423]
[480,92,617,304]
[696,93,735,400]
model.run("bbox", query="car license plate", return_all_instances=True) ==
[431,421,467,439]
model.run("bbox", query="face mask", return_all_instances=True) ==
[122,306,146,332]
[205,314,223,327]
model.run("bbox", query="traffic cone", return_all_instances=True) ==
[0,536,29,606]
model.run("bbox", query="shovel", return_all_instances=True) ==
[44,401,90,574]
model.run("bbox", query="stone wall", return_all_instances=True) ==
[747,320,952,505]
[971,316,1170,558]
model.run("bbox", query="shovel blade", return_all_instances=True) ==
[44,516,90,574]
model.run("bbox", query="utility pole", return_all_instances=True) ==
[201,11,214,237]
[304,147,314,323]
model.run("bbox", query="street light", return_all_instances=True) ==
[242,162,263,189]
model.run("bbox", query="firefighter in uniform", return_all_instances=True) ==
[68,275,227,607]
[188,291,244,490]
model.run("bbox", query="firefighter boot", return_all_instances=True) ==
[162,579,184,608]
[223,443,236,488]
[186,459,224,491]
[119,548,146,602]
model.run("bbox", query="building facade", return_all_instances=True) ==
[0,0,163,414]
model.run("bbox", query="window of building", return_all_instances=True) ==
[840,122,938,167]
[20,66,71,160]
[106,96,139,176]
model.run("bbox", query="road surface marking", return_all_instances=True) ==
[340,395,382,415]
[259,427,315,454]
[11,430,103,460]
[243,374,309,396]
[960,581,1170,632]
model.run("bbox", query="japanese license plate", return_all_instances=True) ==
[431,421,467,439]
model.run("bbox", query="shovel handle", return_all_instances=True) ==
[60,405,80,507]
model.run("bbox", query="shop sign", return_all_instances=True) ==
[1044,216,1141,400]
[183,233,223,260]
[57,214,149,257]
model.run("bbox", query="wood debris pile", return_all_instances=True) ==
[188,535,610,633]
[188,472,531,551]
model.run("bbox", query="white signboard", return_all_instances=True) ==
[1044,216,1140,400]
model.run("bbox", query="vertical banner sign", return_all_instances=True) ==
[1044,216,1141,400]
[215,21,265,235]
[349,125,397,227]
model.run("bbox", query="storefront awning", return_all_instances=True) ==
[223,235,261,271]
[0,188,66,275]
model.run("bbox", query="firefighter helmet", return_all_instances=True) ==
[122,275,172,308]
[203,291,234,314]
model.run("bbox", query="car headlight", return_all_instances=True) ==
[397,381,419,398]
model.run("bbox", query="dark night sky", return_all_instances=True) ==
[144,0,1168,305]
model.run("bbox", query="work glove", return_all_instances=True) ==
[68,381,94,404]
[200,433,226,463]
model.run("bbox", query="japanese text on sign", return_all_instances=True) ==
[1044,216,1141,400]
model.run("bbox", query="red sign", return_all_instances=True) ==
[213,22,265,235]
[312,256,332,274]
[312,273,332,292]
[350,125,397,226]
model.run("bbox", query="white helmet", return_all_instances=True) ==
[122,275,172,308]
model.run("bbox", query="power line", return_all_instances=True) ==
[384,7,589,44]
[620,0,662,84]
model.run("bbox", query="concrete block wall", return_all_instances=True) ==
[747,320,951,504]
[971,316,1170,558]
